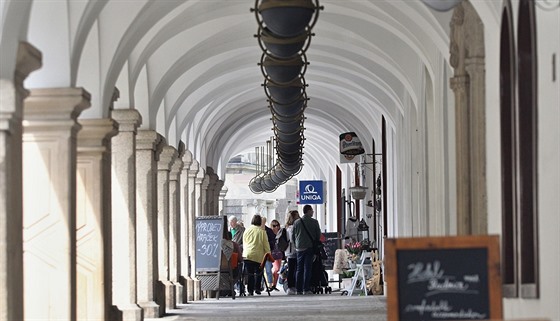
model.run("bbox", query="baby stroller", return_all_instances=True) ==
[310,252,332,294]
[278,260,289,292]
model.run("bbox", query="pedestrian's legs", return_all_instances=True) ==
[302,248,314,292]
[272,259,281,287]
[287,257,297,289]
[265,260,273,287]
[296,251,305,293]
[244,260,259,295]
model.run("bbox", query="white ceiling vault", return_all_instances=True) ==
[2,0,499,181]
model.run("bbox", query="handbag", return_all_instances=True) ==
[301,219,328,260]
[271,248,284,260]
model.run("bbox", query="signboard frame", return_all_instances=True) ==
[194,216,225,273]
[322,232,341,270]
[385,235,502,321]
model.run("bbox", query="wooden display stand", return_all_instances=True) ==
[385,235,502,321]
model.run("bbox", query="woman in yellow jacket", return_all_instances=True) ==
[242,214,271,295]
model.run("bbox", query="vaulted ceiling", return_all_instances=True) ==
[3,0,499,180]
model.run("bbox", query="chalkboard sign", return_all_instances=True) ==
[195,216,225,272]
[385,235,502,321]
[323,232,340,270]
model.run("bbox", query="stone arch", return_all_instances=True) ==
[449,0,487,235]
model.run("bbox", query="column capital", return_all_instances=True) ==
[77,118,118,153]
[215,180,224,192]
[188,159,200,178]
[195,168,205,185]
[15,42,42,91]
[24,87,91,124]
[111,109,142,133]
[158,146,177,171]
[169,156,184,181]
[219,185,228,199]
[201,174,210,190]
[182,149,193,169]
[136,130,164,152]
[450,75,469,93]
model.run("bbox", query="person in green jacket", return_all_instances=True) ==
[242,214,270,295]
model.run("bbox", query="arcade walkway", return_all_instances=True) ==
[146,292,387,321]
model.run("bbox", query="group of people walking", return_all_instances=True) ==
[227,204,322,296]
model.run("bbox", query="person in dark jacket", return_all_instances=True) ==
[291,204,321,295]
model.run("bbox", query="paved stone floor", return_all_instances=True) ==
[147,290,387,321]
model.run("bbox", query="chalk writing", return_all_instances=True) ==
[195,217,224,272]
[407,261,444,283]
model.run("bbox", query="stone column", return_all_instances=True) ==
[200,172,209,217]
[215,180,225,215]
[76,119,117,321]
[465,58,487,234]
[450,75,470,234]
[218,185,228,216]
[110,109,142,320]
[205,168,217,216]
[0,41,41,321]
[179,149,193,303]
[22,87,90,321]
[193,166,205,300]
[186,159,199,301]
[135,130,164,317]
[157,145,178,311]
[169,152,184,304]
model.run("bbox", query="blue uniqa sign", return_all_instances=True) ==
[299,180,324,204]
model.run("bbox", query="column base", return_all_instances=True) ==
[174,282,184,305]
[186,277,194,302]
[193,279,201,301]
[138,301,160,319]
[155,281,166,316]
[163,280,176,310]
[112,303,142,321]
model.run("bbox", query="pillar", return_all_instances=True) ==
[0,41,41,321]
[135,130,164,317]
[110,109,142,320]
[186,159,199,301]
[157,145,178,311]
[218,185,228,216]
[179,149,193,303]
[169,151,184,305]
[193,166,205,300]
[76,119,117,321]
[465,57,487,234]
[22,87,90,320]
[215,180,225,215]
[450,75,470,234]
[200,171,209,217]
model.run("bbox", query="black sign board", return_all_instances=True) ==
[323,232,340,269]
[385,236,502,321]
[195,216,225,272]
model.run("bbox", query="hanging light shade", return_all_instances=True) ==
[420,0,462,11]
[262,54,306,84]
[265,78,305,104]
[270,98,306,118]
[258,0,316,37]
[258,28,310,59]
